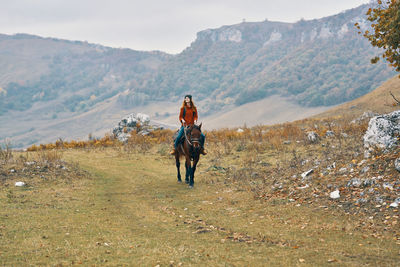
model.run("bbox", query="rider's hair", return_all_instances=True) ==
[181,97,196,110]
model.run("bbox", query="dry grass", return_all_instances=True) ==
[4,148,400,266]
[3,108,400,265]
[0,140,13,163]
[1,141,399,265]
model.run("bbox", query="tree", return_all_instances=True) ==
[356,0,400,75]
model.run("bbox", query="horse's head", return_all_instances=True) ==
[188,123,202,150]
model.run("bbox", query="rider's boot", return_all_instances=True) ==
[170,148,176,155]
[200,147,207,155]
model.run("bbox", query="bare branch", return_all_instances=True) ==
[389,91,400,105]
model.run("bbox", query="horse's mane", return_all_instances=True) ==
[192,124,201,132]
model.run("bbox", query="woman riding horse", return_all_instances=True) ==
[170,95,206,155]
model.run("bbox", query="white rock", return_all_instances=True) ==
[307,131,319,143]
[337,24,349,38]
[301,169,314,179]
[363,110,400,150]
[389,198,400,208]
[351,111,378,124]
[394,158,400,172]
[298,184,310,190]
[327,162,336,170]
[237,128,244,133]
[357,160,367,166]
[319,26,333,39]
[15,181,26,187]
[136,113,150,125]
[383,182,394,190]
[330,190,340,199]
[218,28,242,42]
[325,131,335,137]
[264,30,282,46]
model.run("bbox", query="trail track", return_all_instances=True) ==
[1,149,399,266]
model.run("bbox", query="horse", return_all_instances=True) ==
[174,123,202,188]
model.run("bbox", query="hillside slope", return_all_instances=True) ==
[0,34,170,115]
[1,3,398,148]
[316,75,400,119]
[124,3,395,112]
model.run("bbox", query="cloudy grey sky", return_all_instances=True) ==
[0,0,370,54]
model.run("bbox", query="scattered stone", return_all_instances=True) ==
[15,181,26,187]
[395,158,400,172]
[361,166,370,174]
[283,140,291,145]
[237,128,244,133]
[351,111,379,124]
[347,178,362,187]
[362,178,376,187]
[330,190,340,199]
[298,184,310,190]
[355,198,368,204]
[357,160,367,166]
[389,202,398,208]
[341,133,349,138]
[307,131,319,143]
[301,169,314,179]
[327,162,336,170]
[301,159,309,166]
[375,196,384,204]
[138,130,150,136]
[325,130,335,137]
[389,198,400,208]
[368,188,375,193]
[383,182,394,191]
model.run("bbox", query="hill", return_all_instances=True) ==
[0,34,170,115]
[0,3,398,148]
[123,3,395,112]
[317,75,400,119]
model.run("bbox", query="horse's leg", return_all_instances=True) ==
[175,153,181,183]
[189,158,199,187]
[185,157,191,184]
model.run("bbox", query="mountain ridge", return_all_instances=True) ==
[0,3,397,148]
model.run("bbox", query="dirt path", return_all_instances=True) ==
[1,149,399,266]
[66,149,400,266]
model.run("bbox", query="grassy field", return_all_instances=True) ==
[1,146,399,266]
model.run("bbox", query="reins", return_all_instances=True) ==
[184,127,193,146]
[184,127,201,146]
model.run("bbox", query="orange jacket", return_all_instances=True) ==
[179,106,198,126]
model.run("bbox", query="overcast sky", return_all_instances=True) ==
[0,0,370,54]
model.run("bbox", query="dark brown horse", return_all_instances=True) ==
[174,124,202,188]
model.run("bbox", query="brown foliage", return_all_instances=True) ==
[356,0,400,74]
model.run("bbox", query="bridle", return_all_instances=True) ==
[184,126,201,148]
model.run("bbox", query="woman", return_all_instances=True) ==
[170,95,206,155]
